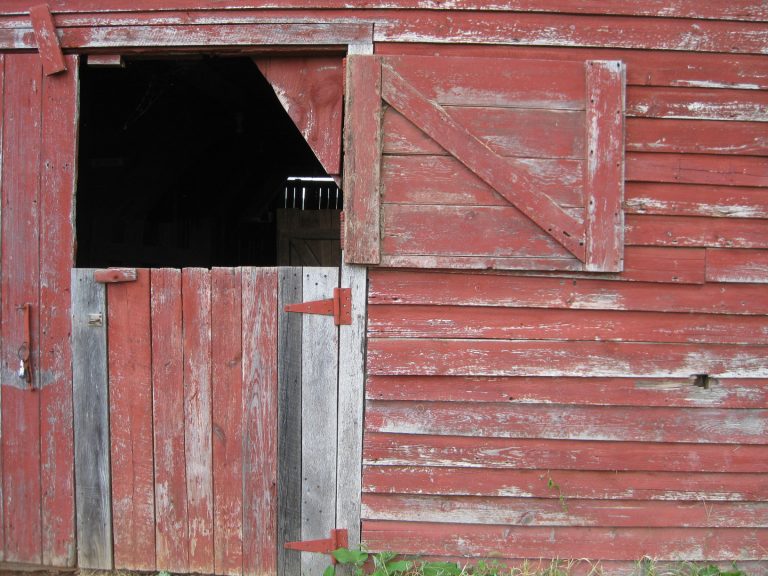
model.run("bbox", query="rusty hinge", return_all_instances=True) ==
[285,529,348,563]
[94,268,138,283]
[285,287,351,325]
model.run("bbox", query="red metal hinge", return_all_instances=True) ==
[285,529,348,563]
[285,287,352,325]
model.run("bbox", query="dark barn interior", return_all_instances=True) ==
[76,56,339,268]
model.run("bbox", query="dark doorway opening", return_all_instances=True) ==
[76,56,341,268]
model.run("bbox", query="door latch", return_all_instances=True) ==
[17,303,32,388]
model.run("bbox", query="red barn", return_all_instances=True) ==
[0,2,765,575]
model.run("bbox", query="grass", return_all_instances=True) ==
[325,549,755,576]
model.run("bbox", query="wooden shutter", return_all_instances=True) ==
[254,56,344,178]
[343,55,625,272]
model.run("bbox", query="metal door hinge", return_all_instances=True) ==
[285,287,352,325]
[285,528,348,563]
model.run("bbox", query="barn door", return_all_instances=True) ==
[0,53,78,567]
[70,265,365,576]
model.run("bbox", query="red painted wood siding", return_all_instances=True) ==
[0,2,764,571]
[348,4,764,570]
[364,268,768,564]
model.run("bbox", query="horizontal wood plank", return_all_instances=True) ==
[0,2,766,21]
[362,466,768,501]
[627,86,768,121]
[383,107,585,158]
[372,13,768,54]
[381,155,584,208]
[368,269,768,314]
[362,494,768,527]
[626,118,768,156]
[367,338,768,378]
[706,248,768,283]
[625,183,768,219]
[368,306,767,344]
[375,44,768,90]
[382,204,576,259]
[365,376,768,409]
[383,55,585,109]
[366,401,767,444]
[626,214,768,248]
[619,246,704,283]
[378,255,584,272]
[364,433,768,473]
[625,153,768,187]
[377,246,704,282]
[362,521,768,561]
[0,22,373,50]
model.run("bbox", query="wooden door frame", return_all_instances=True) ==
[0,18,374,55]
[56,17,371,574]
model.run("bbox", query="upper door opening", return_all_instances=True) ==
[76,55,342,269]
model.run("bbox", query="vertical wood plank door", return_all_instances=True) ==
[1,53,79,568]
[71,266,365,576]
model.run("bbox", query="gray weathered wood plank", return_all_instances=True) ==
[301,268,339,576]
[336,261,367,548]
[71,269,112,569]
[277,267,303,576]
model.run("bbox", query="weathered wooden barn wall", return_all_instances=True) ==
[352,4,768,572]
[0,1,764,573]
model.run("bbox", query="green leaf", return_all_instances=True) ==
[332,547,368,565]
[323,565,336,576]
[422,561,462,576]
[375,551,397,566]
[386,560,413,574]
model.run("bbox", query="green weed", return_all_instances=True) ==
[324,548,754,576]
